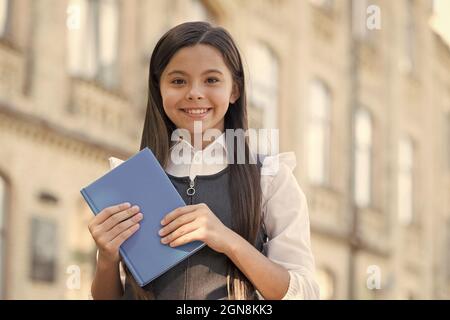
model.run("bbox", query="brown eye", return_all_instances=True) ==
[206,78,219,84]
[172,79,186,85]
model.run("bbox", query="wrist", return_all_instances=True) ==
[96,253,120,271]
[223,228,244,258]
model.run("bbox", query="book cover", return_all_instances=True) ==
[80,147,206,287]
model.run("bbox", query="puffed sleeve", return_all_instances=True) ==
[256,152,320,300]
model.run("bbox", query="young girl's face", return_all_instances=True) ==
[160,44,239,138]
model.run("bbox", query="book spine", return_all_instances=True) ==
[80,189,100,214]
[119,248,143,286]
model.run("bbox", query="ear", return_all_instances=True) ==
[230,82,240,104]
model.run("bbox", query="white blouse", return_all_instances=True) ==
[109,133,320,300]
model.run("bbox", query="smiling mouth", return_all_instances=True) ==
[181,108,212,115]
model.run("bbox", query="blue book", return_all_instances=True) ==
[80,147,206,287]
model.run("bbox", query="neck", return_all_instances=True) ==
[187,131,223,150]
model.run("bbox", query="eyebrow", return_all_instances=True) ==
[167,69,224,76]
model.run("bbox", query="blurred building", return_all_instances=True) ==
[0,0,448,299]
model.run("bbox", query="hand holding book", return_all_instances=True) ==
[88,202,143,265]
[159,203,236,255]
[80,147,207,286]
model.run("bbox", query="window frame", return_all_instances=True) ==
[67,0,120,88]
[307,78,332,186]
[353,107,373,208]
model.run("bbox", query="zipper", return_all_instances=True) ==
[186,178,196,204]
[184,177,196,298]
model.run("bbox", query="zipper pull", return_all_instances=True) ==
[186,179,196,196]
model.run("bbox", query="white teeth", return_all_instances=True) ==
[184,108,209,114]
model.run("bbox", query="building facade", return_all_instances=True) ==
[0,0,448,299]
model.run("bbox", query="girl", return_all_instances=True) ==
[88,21,320,300]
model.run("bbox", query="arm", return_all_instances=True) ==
[224,231,290,300]
[158,153,320,300]
[88,202,143,300]
[90,158,139,300]
[257,152,320,300]
[91,256,123,300]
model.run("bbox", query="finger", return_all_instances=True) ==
[105,212,143,242]
[93,202,131,226]
[160,219,199,244]
[162,204,202,225]
[109,223,141,249]
[100,205,141,232]
[167,228,205,248]
[159,210,197,237]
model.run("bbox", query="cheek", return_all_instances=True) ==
[161,89,183,112]
[208,88,232,109]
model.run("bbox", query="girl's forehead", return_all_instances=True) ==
[164,44,230,75]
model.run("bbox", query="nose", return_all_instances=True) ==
[186,83,204,101]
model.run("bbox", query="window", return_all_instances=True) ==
[246,43,279,155]
[0,0,9,37]
[67,0,119,88]
[30,217,57,282]
[0,176,6,298]
[397,137,414,225]
[307,79,331,185]
[354,108,373,208]
[247,42,279,130]
[316,268,335,299]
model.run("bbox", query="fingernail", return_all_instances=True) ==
[158,229,164,236]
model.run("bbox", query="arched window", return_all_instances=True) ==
[307,79,331,185]
[247,42,279,131]
[67,0,119,88]
[354,108,373,207]
[398,136,414,225]
[30,216,57,282]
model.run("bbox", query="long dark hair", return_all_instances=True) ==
[125,21,262,300]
